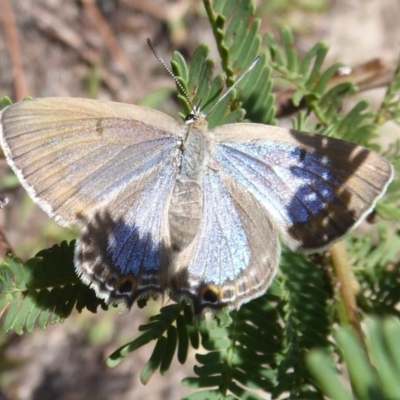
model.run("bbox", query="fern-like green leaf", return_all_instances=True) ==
[347,227,400,317]
[264,28,383,148]
[0,241,105,334]
[197,0,276,125]
[106,303,200,378]
[376,55,400,125]
[272,251,332,399]
[181,295,281,399]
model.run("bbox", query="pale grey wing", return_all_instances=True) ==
[0,97,181,226]
[211,123,393,251]
[0,97,181,304]
[170,168,280,313]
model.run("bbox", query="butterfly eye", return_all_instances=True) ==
[184,113,196,124]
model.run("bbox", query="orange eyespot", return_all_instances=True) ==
[200,284,220,305]
[116,276,137,294]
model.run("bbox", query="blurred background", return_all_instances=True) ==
[0,0,399,399]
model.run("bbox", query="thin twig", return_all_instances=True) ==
[275,58,396,118]
[0,0,28,99]
[30,5,126,99]
[330,241,365,347]
[80,0,134,78]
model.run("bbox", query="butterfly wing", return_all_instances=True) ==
[211,123,393,251]
[0,98,181,226]
[75,160,176,304]
[0,97,182,304]
[170,167,280,312]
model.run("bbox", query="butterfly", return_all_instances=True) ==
[0,47,393,313]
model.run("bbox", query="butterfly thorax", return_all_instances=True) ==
[168,117,211,253]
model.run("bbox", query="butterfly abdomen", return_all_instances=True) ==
[168,127,210,252]
[168,180,202,251]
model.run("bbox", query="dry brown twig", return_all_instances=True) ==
[80,0,135,79]
[27,4,128,99]
[0,0,28,99]
[275,58,396,117]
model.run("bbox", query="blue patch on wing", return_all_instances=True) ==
[107,164,175,275]
[214,141,339,225]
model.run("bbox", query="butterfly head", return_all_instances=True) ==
[184,105,208,130]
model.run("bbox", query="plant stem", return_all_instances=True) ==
[329,241,365,348]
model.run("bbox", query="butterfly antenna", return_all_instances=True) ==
[146,38,195,112]
[205,56,261,118]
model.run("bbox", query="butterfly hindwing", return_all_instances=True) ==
[170,167,280,312]
[75,162,176,304]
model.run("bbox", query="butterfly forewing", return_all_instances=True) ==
[211,123,393,251]
[0,98,182,303]
[0,98,182,226]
